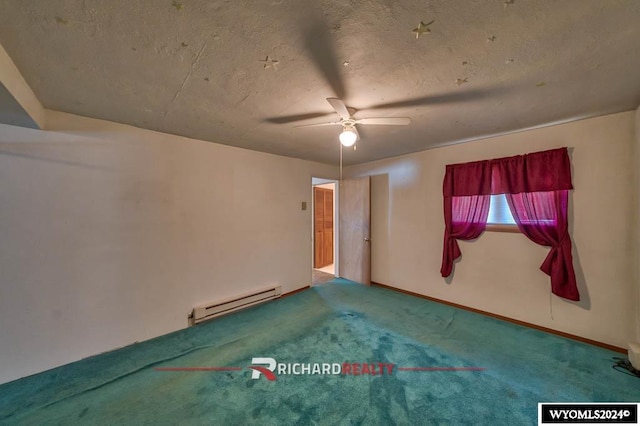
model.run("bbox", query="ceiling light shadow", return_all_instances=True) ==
[368,87,507,110]
[264,112,333,124]
[303,20,347,100]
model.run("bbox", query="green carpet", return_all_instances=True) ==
[1,279,638,425]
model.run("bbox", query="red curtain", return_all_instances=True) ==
[440,195,490,277]
[441,160,493,277]
[490,148,573,194]
[505,190,578,300]
[440,148,579,301]
[443,160,493,196]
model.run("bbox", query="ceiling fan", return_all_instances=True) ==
[264,15,498,156]
[294,98,411,147]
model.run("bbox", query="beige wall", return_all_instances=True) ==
[636,106,640,343]
[346,111,638,348]
[0,110,337,384]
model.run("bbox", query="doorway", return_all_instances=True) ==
[312,178,337,285]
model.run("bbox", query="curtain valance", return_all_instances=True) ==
[443,148,573,197]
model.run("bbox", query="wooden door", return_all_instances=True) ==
[339,177,371,285]
[314,187,334,268]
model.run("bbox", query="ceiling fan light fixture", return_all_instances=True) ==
[339,127,357,147]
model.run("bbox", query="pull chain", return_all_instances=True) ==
[340,143,343,184]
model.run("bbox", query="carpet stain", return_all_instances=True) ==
[251,404,264,419]
[77,407,89,418]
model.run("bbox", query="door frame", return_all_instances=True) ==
[311,177,339,280]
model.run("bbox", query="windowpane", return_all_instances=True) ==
[487,194,516,225]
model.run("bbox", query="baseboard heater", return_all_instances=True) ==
[189,285,282,325]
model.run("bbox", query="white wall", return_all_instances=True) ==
[0,110,337,384]
[346,111,638,348]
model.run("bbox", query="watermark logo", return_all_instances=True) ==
[246,358,395,381]
[538,403,638,424]
[155,357,484,382]
[249,357,277,381]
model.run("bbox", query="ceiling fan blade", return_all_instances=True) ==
[326,98,351,120]
[264,112,333,124]
[355,117,411,125]
[294,121,341,128]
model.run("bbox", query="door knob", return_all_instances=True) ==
[364,237,370,242]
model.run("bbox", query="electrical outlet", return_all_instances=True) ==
[301,201,307,210]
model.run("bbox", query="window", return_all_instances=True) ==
[486,194,518,232]
[487,194,516,225]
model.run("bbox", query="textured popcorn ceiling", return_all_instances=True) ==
[0,0,638,165]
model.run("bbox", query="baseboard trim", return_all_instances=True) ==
[371,281,626,354]
[280,285,310,299]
